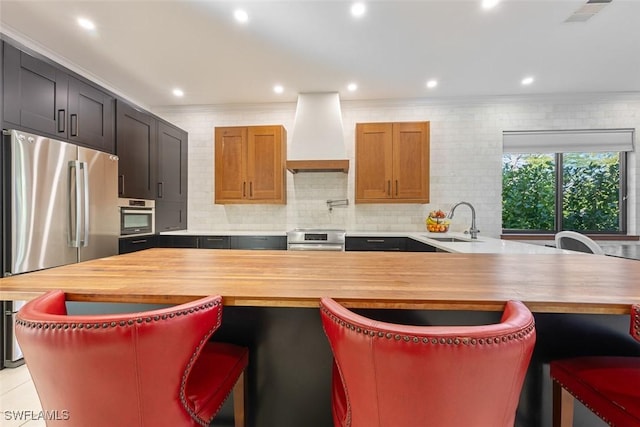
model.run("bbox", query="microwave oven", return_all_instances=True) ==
[118,198,155,237]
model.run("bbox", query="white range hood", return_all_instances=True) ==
[286,92,349,174]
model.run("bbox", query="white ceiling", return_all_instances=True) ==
[1,0,639,109]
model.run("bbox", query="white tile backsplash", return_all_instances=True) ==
[154,93,640,237]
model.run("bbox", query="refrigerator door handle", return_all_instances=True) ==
[68,160,82,248]
[81,162,90,247]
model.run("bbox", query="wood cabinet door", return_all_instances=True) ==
[355,122,393,202]
[68,77,114,153]
[215,127,247,203]
[247,125,285,203]
[3,43,68,138]
[116,100,157,199]
[392,122,429,202]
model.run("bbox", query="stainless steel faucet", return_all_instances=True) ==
[448,201,480,239]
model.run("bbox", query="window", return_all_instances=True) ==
[502,129,634,234]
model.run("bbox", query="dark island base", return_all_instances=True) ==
[209,307,640,427]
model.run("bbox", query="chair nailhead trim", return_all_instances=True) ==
[552,379,614,426]
[178,301,225,427]
[631,304,640,342]
[15,300,220,331]
[320,306,536,346]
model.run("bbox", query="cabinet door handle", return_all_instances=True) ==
[157,182,164,198]
[387,180,391,196]
[395,180,399,196]
[366,239,385,243]
[57,110,66,133]
[118,175,125,195]
[249,182,253,197]
[131,239,148,244]
[70,114,78,137]
[243,182,246,197]
[206,238,224,241]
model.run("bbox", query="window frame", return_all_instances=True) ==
[502,151,628,235]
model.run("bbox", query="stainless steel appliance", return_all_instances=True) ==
[3,301,25,367]
[2,129,119,367]
[118,198,155,237]
[287,228,346,251]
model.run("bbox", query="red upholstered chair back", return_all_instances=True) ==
[15,290,226,427]
[320,298,536,427]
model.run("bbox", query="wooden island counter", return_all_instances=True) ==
[2,248,639,427]
[1,248,638,314]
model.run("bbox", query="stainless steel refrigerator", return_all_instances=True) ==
[2,129,119,367]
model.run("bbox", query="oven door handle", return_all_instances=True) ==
[121,209,151,214]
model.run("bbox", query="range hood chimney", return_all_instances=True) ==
[286,92,349,174]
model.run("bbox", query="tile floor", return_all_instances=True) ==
[0,365,45,427]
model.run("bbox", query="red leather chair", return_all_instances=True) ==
[550,304,640,427]
[319,298,536,427]
[15,290,248,427]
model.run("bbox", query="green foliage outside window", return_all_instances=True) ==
[502,152,621,232]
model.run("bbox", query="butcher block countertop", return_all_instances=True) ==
[1,248,638,315]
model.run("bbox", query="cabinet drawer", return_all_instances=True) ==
[199,236,230,249]
[345,237,406,252]
[157,235,198,248]
[119,235,157,254]
[230,236,287,250]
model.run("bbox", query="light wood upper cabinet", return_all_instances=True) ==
[355,121,430,203]
[214,125,286,204]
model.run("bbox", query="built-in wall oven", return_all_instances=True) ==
[118,199,155,237]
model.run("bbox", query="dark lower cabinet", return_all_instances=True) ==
[346,237,437,252]
[345,237,406,251]
[157,235,199,248]
[199,236,230,249]
[118,235,157,254]
[405,238,437,252]
[230,236,287,250]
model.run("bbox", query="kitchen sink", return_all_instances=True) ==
[426,236,481,243]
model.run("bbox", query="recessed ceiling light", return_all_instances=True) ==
[347,83,358,92]
[426,79,438,89]
[234,9,249,23]
[273,85,284,94]
[481,0,501,10]
[521,76,534,86]
[172,88,184,97]
[77,17,95,31]
[351,2,366,18]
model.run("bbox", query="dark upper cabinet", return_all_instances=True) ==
[155,121,188,232]
[68,77,114,153]
[157,121,187,203]
[2,43,114,153]
[116,100,157,199]
[3,43,68,138]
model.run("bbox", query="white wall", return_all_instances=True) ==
[154,92,640,238]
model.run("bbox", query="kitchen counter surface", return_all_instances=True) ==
[1,248,637,314]
[162,230,572,254]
